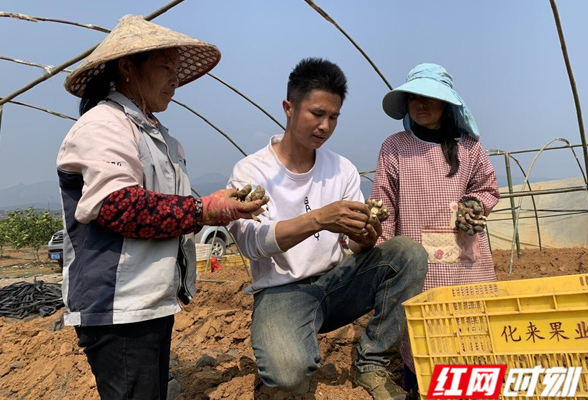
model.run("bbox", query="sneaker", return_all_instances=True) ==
[354,369,407,400]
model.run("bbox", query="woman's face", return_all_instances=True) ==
[407,93,445,130]
[126,49,181,114]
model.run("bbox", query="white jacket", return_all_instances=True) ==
[57,92,196,326]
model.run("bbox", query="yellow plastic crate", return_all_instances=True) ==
[220,254,250,268]
[196,254,250,276]
[402,274,588,399]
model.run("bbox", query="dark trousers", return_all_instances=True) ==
[75,315,174,400]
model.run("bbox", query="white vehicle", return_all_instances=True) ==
[194,226,234,257]
[47,229,64,267]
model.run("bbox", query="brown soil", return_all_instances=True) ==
[1,247,587,400]
[0,247,60,279]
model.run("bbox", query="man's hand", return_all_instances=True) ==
[348,216,382,248]
[314,200,372,236]
[199,189,266,226]
[275,199,389,253]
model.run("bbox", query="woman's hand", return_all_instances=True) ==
[456,199,486,235]
[199,189,266,226]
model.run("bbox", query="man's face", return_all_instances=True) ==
[283,89,342,150]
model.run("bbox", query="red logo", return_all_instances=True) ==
[427,365,507,399]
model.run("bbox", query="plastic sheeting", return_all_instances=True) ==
[486,177,588,249]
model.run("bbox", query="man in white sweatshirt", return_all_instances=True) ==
[228,58,427,400]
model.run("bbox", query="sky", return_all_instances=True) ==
[1,0,588,191]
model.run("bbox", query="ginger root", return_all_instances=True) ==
[232,183,270,221]
[234,183,252,202]
[456,200,486,235]
[365,198,390,225]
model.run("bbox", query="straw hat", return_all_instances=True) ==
[64,14,221,97]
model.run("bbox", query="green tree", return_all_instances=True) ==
[0,218,9,257]
[6,208,63,259]
[5,209,27,248]
[29,209,63,258]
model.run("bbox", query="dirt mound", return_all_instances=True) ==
[1,248,587,399]
[493,246,588,280]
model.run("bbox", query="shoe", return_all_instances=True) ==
[354,369,407,400]
[405,387,420,400]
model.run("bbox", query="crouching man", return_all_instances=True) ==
[228,58,427,400]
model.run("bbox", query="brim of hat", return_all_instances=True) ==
[64,40,221,97]
[64,42,221,98]
[382,79,462,119]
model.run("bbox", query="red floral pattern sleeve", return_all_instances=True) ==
[96,186,203,239]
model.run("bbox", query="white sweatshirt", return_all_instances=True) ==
[228,135,364,294]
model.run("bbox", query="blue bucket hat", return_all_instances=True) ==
[382,63,480,140]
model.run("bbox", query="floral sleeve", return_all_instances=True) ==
[96,186,203,239]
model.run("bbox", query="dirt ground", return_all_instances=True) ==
[0,247,61,280]
[1,246,587,400]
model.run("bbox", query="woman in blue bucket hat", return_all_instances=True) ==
[371,63,500,396]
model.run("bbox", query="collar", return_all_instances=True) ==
[106,91,163,133]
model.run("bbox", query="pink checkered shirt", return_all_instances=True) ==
[371,130,500,371]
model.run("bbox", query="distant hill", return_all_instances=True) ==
[0,181,61,213]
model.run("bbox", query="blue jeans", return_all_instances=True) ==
[75,315,174,400]
[250,236,428,394]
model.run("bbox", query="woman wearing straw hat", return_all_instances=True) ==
[371,63,500,395]
[57,15,265,400]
